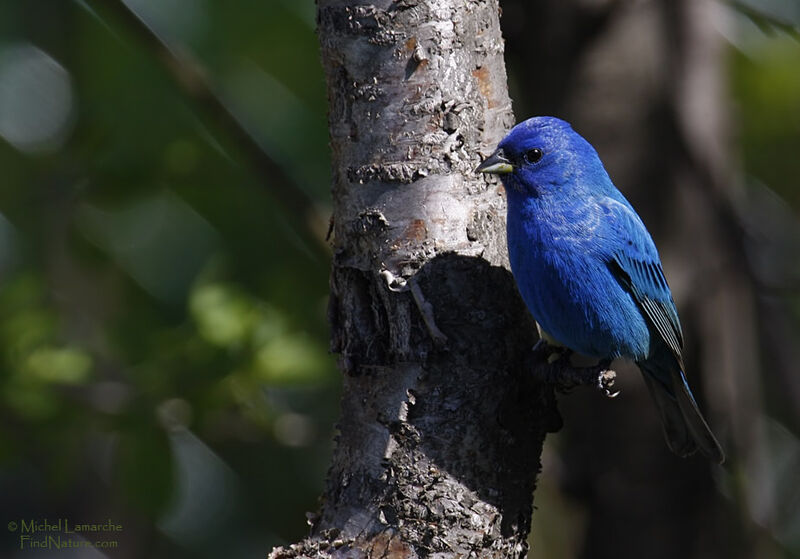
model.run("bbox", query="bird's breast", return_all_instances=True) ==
[506,201,651,360]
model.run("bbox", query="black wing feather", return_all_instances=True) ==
[609,255,684,364]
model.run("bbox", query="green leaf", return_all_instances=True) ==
[24,346,92,384]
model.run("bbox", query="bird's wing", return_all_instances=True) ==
[609,255,684,361]
[597,198,684,364]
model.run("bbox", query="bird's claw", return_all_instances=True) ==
[597,369,620,398]
[532,344,618,396]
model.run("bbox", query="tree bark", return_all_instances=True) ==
[270,1,559,557]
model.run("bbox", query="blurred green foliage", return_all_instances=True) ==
[733,36,800,207]
[0,1,337,557]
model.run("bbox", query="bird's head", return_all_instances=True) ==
[476,116,606,200]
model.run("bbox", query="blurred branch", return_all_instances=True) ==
[728,0,800,41]
[80,0,329,260]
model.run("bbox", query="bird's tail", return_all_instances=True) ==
[640,362,725,464]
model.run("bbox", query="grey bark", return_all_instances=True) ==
[270,1,558,558]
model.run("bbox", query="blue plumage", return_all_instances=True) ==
[477,117,724,463]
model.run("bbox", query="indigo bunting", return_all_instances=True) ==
[477,117,724,463]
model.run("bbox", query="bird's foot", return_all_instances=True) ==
[532,341,577,393]
[532,339,572,365]
[533,351,620,397]
[531,338,549,357]
[597,366,620,398]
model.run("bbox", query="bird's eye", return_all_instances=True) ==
[523,148,543,164]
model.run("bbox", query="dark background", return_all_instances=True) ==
[0,1,798,558]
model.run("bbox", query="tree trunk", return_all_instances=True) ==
[269,1,559,557]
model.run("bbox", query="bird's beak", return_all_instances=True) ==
[476,149,513,174]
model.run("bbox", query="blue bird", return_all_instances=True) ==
[477,116,724,463]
